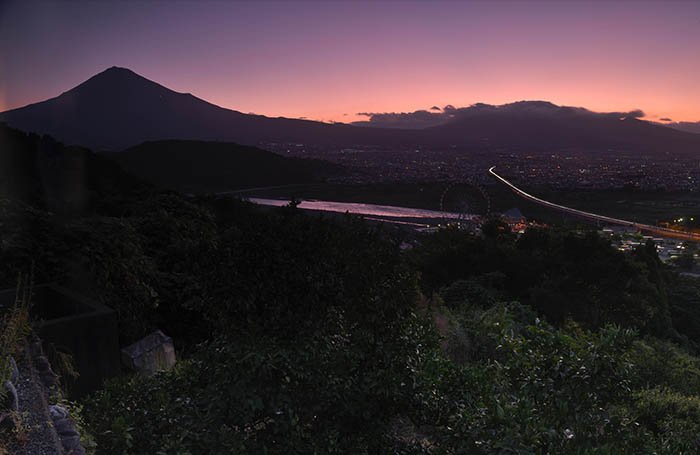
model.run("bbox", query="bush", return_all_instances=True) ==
[410,227,672,335]
[84,313,439,454]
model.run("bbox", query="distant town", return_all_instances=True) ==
[266,143,700,191]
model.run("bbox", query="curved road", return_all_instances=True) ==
[489,166,700,242]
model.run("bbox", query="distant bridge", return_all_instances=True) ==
[489,166,700,242]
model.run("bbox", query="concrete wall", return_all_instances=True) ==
[0,284,121,397]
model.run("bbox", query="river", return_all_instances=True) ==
[248,198,474,221]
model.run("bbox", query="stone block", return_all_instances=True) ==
[9,357,18,383]
[54,417,79,437]
[1,380,18,412]
[49,404,69,420]
[61,434,85,454]
[121,330,176,376]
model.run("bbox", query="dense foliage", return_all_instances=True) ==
[409,224,675,340]
[64,204,700,453]
[3,127,700,453]
[0,125,147,214]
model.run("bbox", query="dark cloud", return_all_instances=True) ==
[580,108,645,119]
[353,109,446,129]
[616,109,645,119]
[353,102,648,129]
[660,117,672,122]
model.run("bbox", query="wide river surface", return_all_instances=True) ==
[249,198,473,221]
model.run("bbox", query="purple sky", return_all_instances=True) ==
[1,0,699,123]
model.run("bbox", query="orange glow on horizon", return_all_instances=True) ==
[4,74,700,125]
[2,2,699,125]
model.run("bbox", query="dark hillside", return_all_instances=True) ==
[0,123,147,213]
[111,140,342,192]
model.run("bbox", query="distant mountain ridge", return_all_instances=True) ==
[662,121,700,135]
[421,101,700,153]
[2,67,700,154]
[0,67,410,150]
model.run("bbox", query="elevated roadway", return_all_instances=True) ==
[489,166,700,242]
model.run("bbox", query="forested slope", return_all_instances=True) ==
[2,130,700,453]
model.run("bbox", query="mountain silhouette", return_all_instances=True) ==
[1,67,699,154]
[663,121,700,135]
[422,101,700,153]
[0,67,410,150]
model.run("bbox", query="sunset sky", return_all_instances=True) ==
[1,0,699,123]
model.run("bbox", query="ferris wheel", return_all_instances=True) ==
[439,180,491,226]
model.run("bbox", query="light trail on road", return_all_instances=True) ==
[489,166,700,242]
